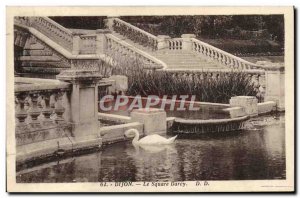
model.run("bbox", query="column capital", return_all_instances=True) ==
[56,70,103,85]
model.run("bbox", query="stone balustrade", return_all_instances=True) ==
[111,18,158,51]
[191,38,264,70]
[28,17,74,52]
[14,78,71,145]
[168,38,183,50]
[15,78,71,126]
[106,34,166,70]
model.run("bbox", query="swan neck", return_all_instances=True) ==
[132,130,140,145]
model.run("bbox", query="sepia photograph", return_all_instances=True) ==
[6,6,294,192]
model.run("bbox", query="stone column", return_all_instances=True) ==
[56,70,103,141]
[96,29,111,55]
[264,64,285,111]
[157,35,171,50]
[181,34,196,51]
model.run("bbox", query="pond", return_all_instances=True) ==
[16,113,285,182]
[99,98,231,120]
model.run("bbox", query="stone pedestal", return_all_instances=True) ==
[264,64,285,111]
[72,35,81,55]
[96,29,111,54]
[131,108,167,135]
[57,70,103,139]
[157,35,171,50]
[104,16,119,30]
[181,34,196,51]
[108,75,128,94]
[230,96,258,117]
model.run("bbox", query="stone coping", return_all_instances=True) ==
[56,70,103,82]
[174,115,249,125]
[99,122,142,136]
[126,95,230,107]
[15,77,71,92]
[98,112,131,123]
[132,108,165,114]
[160,68,265,74]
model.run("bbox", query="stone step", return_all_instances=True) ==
[20,56,61,62]
[20,66,66,74]
[23,49,54,56]
[21,61,69,68]
[168,65,224,69]
[157,59,214,63]
[24,42,45,50]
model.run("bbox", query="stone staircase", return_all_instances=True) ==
[110,31,227,70]
[20,39,67,74]
[152,51,227,69]
[14,16,265,78]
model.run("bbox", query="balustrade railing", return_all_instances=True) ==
[79,34,97,54]
[106,34,166,70]
[191,38,264,70]
[15,78,71,131]
[112,18,158,51]
[26,17,74,52]
[168,38,183,50]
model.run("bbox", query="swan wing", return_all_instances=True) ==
[139,134,177,145]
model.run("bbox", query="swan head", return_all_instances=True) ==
[124,128,139,138]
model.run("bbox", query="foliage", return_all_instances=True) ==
[121,15,284,42]
[112,57,258,104]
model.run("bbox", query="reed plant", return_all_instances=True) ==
[109,51,258,104]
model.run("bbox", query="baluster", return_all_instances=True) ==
[225,56,230,66]
[41,91,54,126]
[206,48,210,56]
[218,53,222,63]
[208,49,212,57]
[213,50,218,59]
[54,90,66,124]
[28,93,41,128]
[15,93,28,126]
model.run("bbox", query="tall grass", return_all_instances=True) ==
[109,51,258,104]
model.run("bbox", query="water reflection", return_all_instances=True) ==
[16,113,285,183]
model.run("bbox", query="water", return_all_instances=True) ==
[16,113,285,182]
[99,98,230,120]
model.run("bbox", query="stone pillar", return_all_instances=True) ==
[108,75,128,94]
[72,35,81,55]
[181,34,196,51]
[157,35,171,50]
[264,64,285,111]
[104,16,119,31]
[56,70,103,140]
[96,29,111,55]
[230,96,258,117]
[131,108,167,135]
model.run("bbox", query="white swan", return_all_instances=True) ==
[124,129,177,145]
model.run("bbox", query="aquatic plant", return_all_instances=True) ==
[110,53,258,104]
